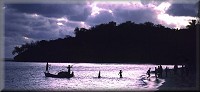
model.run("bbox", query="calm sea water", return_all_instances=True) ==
[4,61,175,91]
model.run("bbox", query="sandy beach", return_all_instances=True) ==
[158,67,199,91]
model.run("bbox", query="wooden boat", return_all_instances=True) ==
[44,71,74,78]
[44,62,74,78]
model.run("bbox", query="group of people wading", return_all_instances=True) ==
[147,65,169,79]
[146,64,190,79]
[46,62,189,79]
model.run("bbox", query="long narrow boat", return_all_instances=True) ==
[44,62,74,78]
[44,71,74,78]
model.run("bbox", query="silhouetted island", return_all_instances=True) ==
[12,21,197,67]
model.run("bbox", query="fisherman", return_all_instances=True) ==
[165,66,168,77]
[67,65,72,74]
[98,71,101,78]
[174,64,178,75]
[46,62,49,73]
[159,65,163,78]
[155,67,157,79]
[119,70,123,78]
[146,68,151,78]
[157,66,160,77]
[72,71,74,77]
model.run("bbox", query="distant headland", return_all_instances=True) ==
[12,21,197,66]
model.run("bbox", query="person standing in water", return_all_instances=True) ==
[155,67,158,79]
[46,62,49,73]
[98,71,101,78]
[174,64,178,75]
[119,70,123,78]
[159,65,163,78]
[165,66,168,77]
[147,68,151,78]
[72,71,74,77]
[67,65,72,74]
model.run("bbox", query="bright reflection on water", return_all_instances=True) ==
[4,62,175,91]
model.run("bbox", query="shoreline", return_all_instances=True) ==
[3,61,199,91]
[158,67,198,91]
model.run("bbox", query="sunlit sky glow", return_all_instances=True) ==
[4,0,199,58]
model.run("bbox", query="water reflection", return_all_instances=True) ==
[5,62,174,91]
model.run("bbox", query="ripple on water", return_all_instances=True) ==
[4,62,169,91]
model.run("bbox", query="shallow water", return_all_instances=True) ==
[4,62,175,91]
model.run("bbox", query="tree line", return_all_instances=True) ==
[12,20,197,66]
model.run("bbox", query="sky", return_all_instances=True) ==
[2,0,199,58]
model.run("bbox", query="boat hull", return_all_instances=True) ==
[44,72,74,78]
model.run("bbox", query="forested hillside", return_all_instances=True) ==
[12,21,197,65]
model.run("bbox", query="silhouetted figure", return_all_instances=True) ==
[174,64,178,75]
[165,67,168,77]
[159,65,163,78]
[46,62,49,73]
[119,70,123,78]
[147,68,151,78]
[157,66,160,77]
[181,65,185,76]
[155,67,158,79]
[98,71,101,78]
[181,64,184,68]
[72,71,74,77]
[67,65,72,74]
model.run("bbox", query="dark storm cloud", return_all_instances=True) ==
[4,6,77,57]
[4,2,197,58]
[5,8,50,40]
[166,3,198,17]
[6,4,92,21]
[5,37,24,58]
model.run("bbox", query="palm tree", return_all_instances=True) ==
[186,20,196,31]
